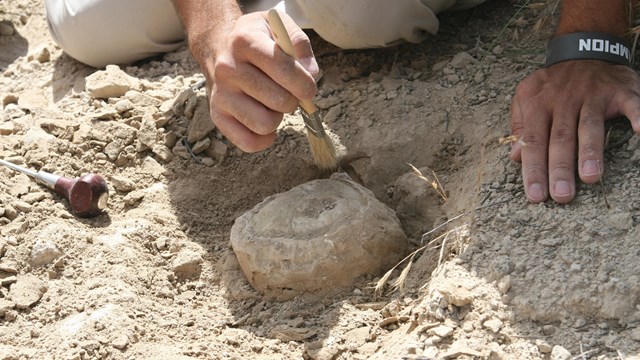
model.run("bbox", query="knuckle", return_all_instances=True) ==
[253,113,282,136]
[273,94,298,113]
[549,162,573,174]
[550,124,573,142]
[229,30,253,52]
[213,56,235,78]
[289,29,311,47]
[514,75,542,97]
[521,133,544,149]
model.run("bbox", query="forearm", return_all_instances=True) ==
[555,0,634,37]
[172,0,242,67]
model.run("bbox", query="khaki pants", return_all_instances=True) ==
[45,0,486,68]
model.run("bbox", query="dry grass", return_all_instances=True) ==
[374,225,469,297]
[407,163,447,202]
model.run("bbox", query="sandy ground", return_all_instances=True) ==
[2,0,640,359]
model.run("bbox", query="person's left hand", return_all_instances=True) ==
[510,60,640,203]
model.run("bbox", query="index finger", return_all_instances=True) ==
[520,110,551,203]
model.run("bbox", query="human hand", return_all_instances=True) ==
[201,11,319,152]
[510,60,640,203]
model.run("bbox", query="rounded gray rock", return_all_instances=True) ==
[230,174,407,299]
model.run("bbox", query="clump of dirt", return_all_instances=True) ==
[2,0,640,359]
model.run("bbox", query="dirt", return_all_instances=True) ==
[2,1,640,359]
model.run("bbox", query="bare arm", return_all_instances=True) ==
[555,0,632,36]
[510,0,640,204]
[172,0,241,71]
[171,2,319,152]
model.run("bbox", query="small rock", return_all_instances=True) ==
[18,88,49,110]
[0,121,15,135]
[21,192,47,204]
[110,175,136,192]
[114,99,134,113]
[427,325,454,338]
[187,97,215,143]
[28,45,51,63]
[9,174,30,197]
[8,274,47,309]
[24,127,56,145]
[104,139,124,161]
[343,326,370,347]
[550,345,572,360]
[91,108,119,120]
[111,335,129,350]
[191,138,210,154]
[4,204,18,220]
[164,131,178,148]
[492,45,504,55]
[542,324,556,335]
[0,260,17,274]
[31,240,63,266]
[172,249,203,280]
[473,70,485,83]
[3,103,25,119]
[152,145,174,163]
[137,114,158,150]
[125,90,162,107]
[200,157,215,166]
[0,220,28,237]
[324,105,342,124]
[422,346,439,359]
[141,156,164,180]
[4,309,18,321]
[172,141,191,160]
[123,190,145,206]
[1,276,17,286]
[441,343,482,359]
[153,113,171,128]
[13,201,33,213]
[205,140,228,163]
[85,65,141,99]
[0,299,15,316]
[80,340,100,352]
[497,275,511,294]
[154,238,169,251]
[536,339,552,353]
[438,284,474,307]
[483,318,503,333]
[450,52,476,69]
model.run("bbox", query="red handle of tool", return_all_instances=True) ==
[54,174,109,218]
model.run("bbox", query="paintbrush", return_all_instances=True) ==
[267,9,338,170]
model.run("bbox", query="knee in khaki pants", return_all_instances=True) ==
[45,0,185,68]
[247,0,487,50]
[45,0,486,67]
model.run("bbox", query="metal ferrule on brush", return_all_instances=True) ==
[299,107,327,138]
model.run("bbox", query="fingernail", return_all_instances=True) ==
[553,180,571,197]
[582,160,600,177]
[528,183,545,202]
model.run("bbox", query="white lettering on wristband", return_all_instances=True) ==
[578,38,631,61]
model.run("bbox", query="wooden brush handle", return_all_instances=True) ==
[267,9,318,115]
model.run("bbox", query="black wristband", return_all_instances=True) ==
[544,32,633,67]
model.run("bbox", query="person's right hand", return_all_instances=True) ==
[201,11,319,152]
